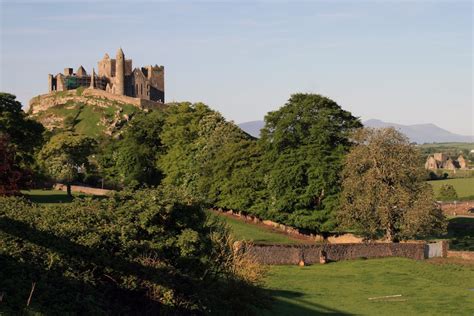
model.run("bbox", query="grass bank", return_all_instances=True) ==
[208,211,305,244]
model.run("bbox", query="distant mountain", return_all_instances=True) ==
[238,120,265,138]
[238,119,473,144]
[364,119,473,144]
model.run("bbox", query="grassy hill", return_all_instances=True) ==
[28,89,142,138]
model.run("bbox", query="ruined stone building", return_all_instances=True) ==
[47,48,164,103]
[425,153,468,170]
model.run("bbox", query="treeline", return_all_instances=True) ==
[91,94,361,233]
[1,92,446,238]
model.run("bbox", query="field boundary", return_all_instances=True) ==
[54,183,113,196]
[213,209,377,243]
[447,250,474,260]
[439,200,474,216]
[238,241,449,265]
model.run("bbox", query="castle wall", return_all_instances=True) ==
[29,88,165,115]
[56,75,65,91]
[131,69,150,100]
[125,59,132,76]
[434,153,448,162]
[47,49,164,102]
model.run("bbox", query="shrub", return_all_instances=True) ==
[0,186,266,314]
[437,184,458,201]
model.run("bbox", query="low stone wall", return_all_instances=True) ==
[214,209,366,243]
[240,242,428,265]
[447,250,474,260]
[440,201,474,216]
[54,184,113,196]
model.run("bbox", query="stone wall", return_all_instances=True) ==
[447,250,474,260]
[440,201,474,216]
[213,209,366,243]
[240,242,429,265]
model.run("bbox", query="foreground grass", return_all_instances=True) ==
[208,211,304,244]
[262,257,474,315]
[429,177,474,200]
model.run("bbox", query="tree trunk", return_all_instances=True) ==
[66,183,72,197]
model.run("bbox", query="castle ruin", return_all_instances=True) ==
[47,48,164,103]
[425,153,468,171]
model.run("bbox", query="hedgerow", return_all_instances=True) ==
[0,186,266,314]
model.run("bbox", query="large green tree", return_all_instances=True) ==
[338,128,447,241]
[38,132,96,195]
[97,110,165,188]
[0,93,45,165]
[159,102,215,189]
[259,93,362,232]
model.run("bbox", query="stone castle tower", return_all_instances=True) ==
[115,48,125,96]
[48,48,165,103]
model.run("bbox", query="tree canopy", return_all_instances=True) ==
[97,110,165,188]
[0,134,32,195]
[437,184,458,201]
[259,93,362,232]
[0,93,45,165]
[38,132,96,195]
[338,128,447,241]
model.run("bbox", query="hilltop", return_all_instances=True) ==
[28,88,165,138]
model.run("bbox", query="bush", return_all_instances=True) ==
[437,184,459,201]
[0,186,266,314]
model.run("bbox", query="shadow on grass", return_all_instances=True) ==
[447,217,474,251]
[22,191,106,204]
[261,289,352,315]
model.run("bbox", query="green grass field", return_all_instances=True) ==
[429,177,474,200]
[261,258,474,315]
[208,211,304,244]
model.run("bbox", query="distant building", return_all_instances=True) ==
[48,48,164,103]
[425,153,468,170]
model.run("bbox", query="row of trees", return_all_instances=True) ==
[0,92,446,241]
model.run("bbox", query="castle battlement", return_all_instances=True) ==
[47,48,165,103]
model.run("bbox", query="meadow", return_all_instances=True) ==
[261,258,474,315]
[429,177,474,200]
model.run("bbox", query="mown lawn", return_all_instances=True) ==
[429,177,474,200]
[261,258,474,315]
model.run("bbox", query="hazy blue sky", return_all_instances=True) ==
[1,1,472,135]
